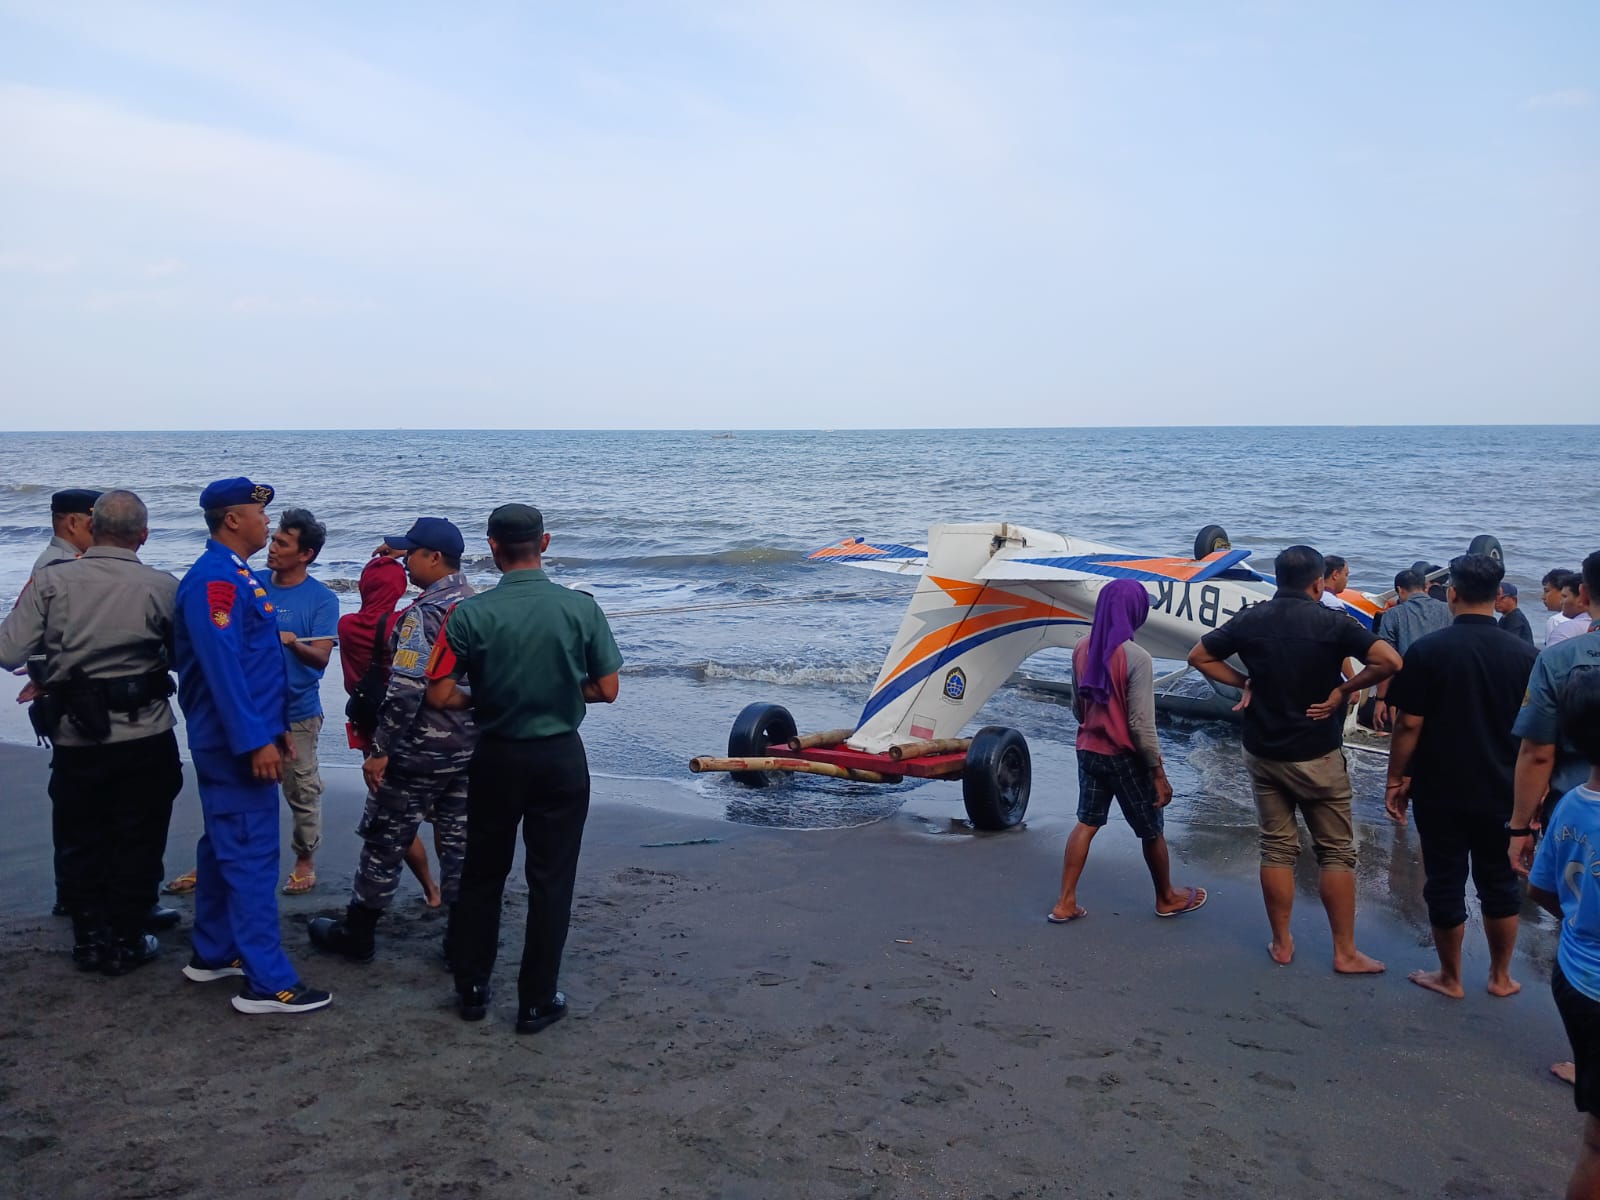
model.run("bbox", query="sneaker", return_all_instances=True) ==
[183,954,245,982]
[230,983,333,1015]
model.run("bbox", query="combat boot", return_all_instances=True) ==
[70,914,109,973]
[307,903,380,964]
[101,933,159,977]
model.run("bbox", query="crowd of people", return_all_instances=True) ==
[5,484,1600,1187]
[1050,540,1600,1197]
[0,480,620,1033]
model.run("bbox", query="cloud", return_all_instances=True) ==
[1523,88,1595,111]
[0,250,78,274]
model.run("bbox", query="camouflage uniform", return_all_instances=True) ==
[352,572,477,909]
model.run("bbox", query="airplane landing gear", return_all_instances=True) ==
[727,702,798,786]
[1194,524,1231,560]
[962,726,1031,830]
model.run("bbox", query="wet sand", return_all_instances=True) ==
[0,742,1579,1198]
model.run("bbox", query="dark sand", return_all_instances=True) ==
[0,743,1577,1198]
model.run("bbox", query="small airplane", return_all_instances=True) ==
[690,522,1502,831]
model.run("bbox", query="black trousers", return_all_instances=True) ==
[451,732,590,1006]
[48,730,182,937]
[1412,799,1521,929]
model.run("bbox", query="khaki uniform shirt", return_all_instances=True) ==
[0,547,180,746]
[31,534,80,578]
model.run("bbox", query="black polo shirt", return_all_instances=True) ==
[1386,614,1538,815]
[1498,605,1534,646]
[1200,589,1378,762]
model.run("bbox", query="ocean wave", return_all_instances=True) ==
[695,660,879,686]
[548,548,804,570]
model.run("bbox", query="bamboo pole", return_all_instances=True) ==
[887,737,972,761]
[688,755,893,783]
[785,728,856,751]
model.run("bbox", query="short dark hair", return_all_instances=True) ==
[1394,568,1427,592]
[1545,568,1574,588]
[1274,545,1325,592]
[1561,572,1584,596]
[277,508,327,561]
[1322,555,1347,577]
[203,507,228,533]
[1585,551,1600,600]
[1560,668,1600,767]
[440,551,462,570]
[1447,553,1503,605]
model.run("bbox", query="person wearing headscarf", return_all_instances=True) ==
[338,554,409,696]
[1048,578,1207,923]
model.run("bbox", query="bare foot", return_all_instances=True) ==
[422,881,442,908]
[1553,1061,1577,1086]
[1333,949,1386,974]
[1487,975,1522,998]
[1268,937,1294,966]
[1408,968,1464,999]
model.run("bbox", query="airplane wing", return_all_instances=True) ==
[977,547,1256,585]
[806,537,928,576]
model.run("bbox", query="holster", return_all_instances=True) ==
[28,692,62,747]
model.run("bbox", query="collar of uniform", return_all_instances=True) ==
[48,534,78,555]
[497,568,549,585]
[422,571,470,597]
[1452,613,1496,626]
[80,546,140,562]
[1272,588,1315,603]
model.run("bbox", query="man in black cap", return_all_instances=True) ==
[0,490,184,974]
[310,517,478,964]
[424,504,622,1033]
[33,488,100,579]
[1495,583,1535,646]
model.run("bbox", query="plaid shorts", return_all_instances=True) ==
[1076,749,1163,841]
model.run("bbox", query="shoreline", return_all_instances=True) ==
[0,742,1578,1198]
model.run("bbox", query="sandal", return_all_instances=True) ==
[281,871,318,896]
[162,869,198,895]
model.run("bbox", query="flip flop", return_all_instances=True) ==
[1155,886,1208,918]
[162,869,197,896]
[1046,910,1087,924]
[281,871,318,896]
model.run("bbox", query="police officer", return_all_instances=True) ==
[173,477,331,1015]
[32,488,99,577]
[0,490,182,974]
[309,517,478,963]
[424,504,621,1033]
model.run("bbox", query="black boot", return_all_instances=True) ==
[307,903,380,964]
[70,915,108,973]
[102,933,159,977]
[143,904,182,932]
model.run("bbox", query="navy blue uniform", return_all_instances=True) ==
[174,538,299,993]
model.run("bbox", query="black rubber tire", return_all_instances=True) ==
[1194,524,1231,560]
[1467,534,1504,564]
[727,702,799,788]
[962,726,1031,830]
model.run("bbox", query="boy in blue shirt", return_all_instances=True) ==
[263,508,340,895]
[1528,667,1600,1199]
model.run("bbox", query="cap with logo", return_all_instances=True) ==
[486,503,544,544]
[51,488,101,515]
[199,477,275,509]
[386,517,465,559]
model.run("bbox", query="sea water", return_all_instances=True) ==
[1,426,1595,835]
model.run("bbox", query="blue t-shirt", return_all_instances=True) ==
[262,575,340,722]
[1511,629,1600,797]
[1531,784,1600,1002]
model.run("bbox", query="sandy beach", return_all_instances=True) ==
[0,741,1579,1198]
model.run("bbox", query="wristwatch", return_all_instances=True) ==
[1505,821,1535,836]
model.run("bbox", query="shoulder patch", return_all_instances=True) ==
[206,580,235,628]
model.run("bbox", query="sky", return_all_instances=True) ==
[0,2,1594,430]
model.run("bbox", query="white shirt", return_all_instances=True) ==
[1320,590,1346,611]
[1548,614,1596,646]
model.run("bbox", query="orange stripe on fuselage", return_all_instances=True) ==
[878,577,1071,688]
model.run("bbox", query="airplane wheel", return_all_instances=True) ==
[727,702,798,788]
[1194,524,1231,560]
[962,726,1031,830]
[1467,534,1504,563]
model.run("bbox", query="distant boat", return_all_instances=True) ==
[711,432,735,440]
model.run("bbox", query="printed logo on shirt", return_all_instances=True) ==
[391,612,429,678]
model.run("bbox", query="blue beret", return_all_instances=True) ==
[199,477,275,509]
